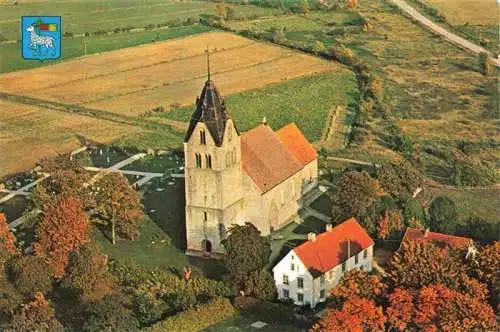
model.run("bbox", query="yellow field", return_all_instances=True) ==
[0,32,338,116]
[425,0,499,25]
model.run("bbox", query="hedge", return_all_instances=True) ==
[234,296,296,324]
[145,297,234,332]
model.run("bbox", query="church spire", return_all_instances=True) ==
[206,46,211,82]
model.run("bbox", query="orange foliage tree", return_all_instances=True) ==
[376,210,403,239]
[386,285,497,331]
[470,241,499,290]
[34,196,89,278]
[331,269,387,301]
[0,213,19,262]
[5,292,64,332]
[310,296,386,332]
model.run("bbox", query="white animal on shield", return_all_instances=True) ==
[26,25,55,55]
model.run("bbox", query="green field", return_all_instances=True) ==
[0,0,281,40]
[0,24,213,73]
[161,70,358,142]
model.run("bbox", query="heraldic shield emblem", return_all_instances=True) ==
[22,16,61,61]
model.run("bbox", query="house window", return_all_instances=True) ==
[360,265,364,271]
[283,289,289,299]
[205,153,212,169]
[297,293,304,302]
[328,270,334,280]
[320,289,326,299]
[355,253,359,265]
[297,277,304,289]
[363,249,368,259]
[283,274,289,285]
[195,153,202,168]
[200,130,206,145]
[341,262,346,273]
[320,275,325,285]
[290,263,295,271]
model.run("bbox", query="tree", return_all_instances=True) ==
[403,198,425,227]
[389,241,487,299]
[222,223,271,292]
[478,52,494,76]
[34,196,90,277]
[428,196,457,234]
[61,242,112,302]
[392,134,414,159]
[375,160,422,197]
[0,213,19,264]
[6,255,53,296]
[332,171,381,233]
[312,40,326,54]
[5,292,64,332]
[299,0,309,14]
[215,4,227,20]
[469,241,500,291]
[94,173,143,244]
[465,215,494,241]
[83,294,139,332]
[331,269,387,301]
[376,209,403,239]
[369,75,384,101]
[225,5,236,20]
[386,285,497,331]
[272,27,286,43]
[310,296,386,332]
[243,270,277,301]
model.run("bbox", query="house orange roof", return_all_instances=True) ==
[293,218,374,277]
[241,124,302,192]
[276,123,318,166]
[401,228,471,249]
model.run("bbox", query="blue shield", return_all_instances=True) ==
[22,16,61,61]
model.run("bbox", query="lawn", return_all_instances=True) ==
[204,314,304,332]
[0,196,32,222]
[309,194,333,217]
[0,24,213,73]
[122,153,183,173]
[162,70,358,142]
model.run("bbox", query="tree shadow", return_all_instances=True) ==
[337,239,363,264]
[269,238,306,271]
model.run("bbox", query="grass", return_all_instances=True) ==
[0,196,32,222]
[309,194,332,217]
[0,25,213,73]
[122,154,182,173]
[204,314,304,332]
[162,71,358,142]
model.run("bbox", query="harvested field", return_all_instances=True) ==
[0,100,139,176]
[424,0,498,25]
[0,32,339,116]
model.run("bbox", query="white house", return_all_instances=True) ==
[272,218,374,308]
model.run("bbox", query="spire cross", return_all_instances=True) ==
[205,46,211,82]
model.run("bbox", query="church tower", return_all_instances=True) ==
[184,53,244,255]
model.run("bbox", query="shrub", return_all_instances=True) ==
[329,44,357,66]
[7,255,53,296]
[428,196,457,234]
[145,297,234,332]
[234,296,296,324]
[243,270,277,301]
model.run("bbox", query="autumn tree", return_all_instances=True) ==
[428,196,457,234]
[61,242,112,302]
[312,40,327,54]
[215,4,227,19]
[389,241,488,300]
[222,223,271,293]
[375,160,422,197]
[83,293,139,332]
[34,196,90,277]
[94,173,143,244]
[376,209,403,239]
[478,52,494,76]
[4,292,64,332]
[310,296,386,332]
[243,270,277,301]
[332,171,381,234]
[0,213,19,265]
[331,269,387,301]
[386,285,497,331]
[6,255,53,296]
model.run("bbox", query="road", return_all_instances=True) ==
[390,0,500,66]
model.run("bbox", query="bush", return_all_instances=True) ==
[234,296,296,324]
[243,270,277,301]
[429,196,457,234]
[145,297,234,332]
[328,44,357,66]
[7,255,53,296]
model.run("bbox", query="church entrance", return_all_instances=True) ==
[201,239,212,253]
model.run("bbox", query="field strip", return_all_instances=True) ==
[28,42,256,93]
[89,1,209,14]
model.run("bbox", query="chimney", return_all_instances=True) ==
[308,232,316,242]
[326,224,333,232]
[424,228,430,237]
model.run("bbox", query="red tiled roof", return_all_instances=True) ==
[293,218,374,277]
[401,228,471,249]
[276,123,318,166]
[241,124,302,193]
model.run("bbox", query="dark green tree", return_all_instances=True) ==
[6,255,53,296]
[222,223,271,292]
[243,270,277,301]
[375,160,422,197]
[428,196,457,234]
[403,198,426,227]
[83,294,139,332]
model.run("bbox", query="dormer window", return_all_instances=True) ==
[200,130,206,145]
[205,153,212,169]
[195,153,202,168]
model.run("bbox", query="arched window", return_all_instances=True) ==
[205,153,212,169]
[231,147,237,163]
[200,130,206,145]
[225,152,231,167]
[195,153,202,168]
[227,123,233,142]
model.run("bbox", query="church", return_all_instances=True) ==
[184,76,319,256]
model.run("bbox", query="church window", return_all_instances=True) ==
[227,123,233,142]
[225,153,231,167]
[200,130,206,145]
[203,211,208,221]
[195,153,202,168]
[205,153,212,169]
[218,223,226,241]
[231,147,237,163]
